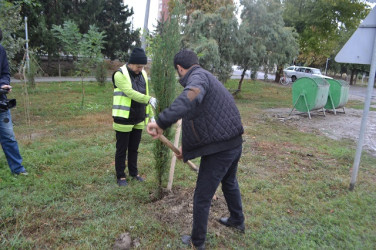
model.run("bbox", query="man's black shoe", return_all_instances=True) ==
[117,178,128,187]
[218,217,245,233]
[181,235,205,250]
[132,175,144,182]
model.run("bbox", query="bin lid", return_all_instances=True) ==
[327,79,349,87]
[338,79,349,87]
[311,77,329,86]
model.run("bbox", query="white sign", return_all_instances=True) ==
[335,7,376,65]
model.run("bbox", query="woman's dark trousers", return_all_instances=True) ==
[115,129,143,179]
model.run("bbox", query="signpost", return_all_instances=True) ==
[141,0,151,50]
[335,7,376,190]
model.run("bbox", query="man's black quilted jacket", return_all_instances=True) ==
[156,65,244,162]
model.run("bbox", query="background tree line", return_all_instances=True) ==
[3,0,140,68]
[0,0,371,86]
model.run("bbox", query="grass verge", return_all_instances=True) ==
[1,80,375,248]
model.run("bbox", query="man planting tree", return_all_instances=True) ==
[147,49,245,249]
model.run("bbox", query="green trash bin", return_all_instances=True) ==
[290,77,330,119]
[324,79,349,114]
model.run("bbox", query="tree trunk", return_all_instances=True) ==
[275,65,283,83]
[81,77,85,109]
[234,69,247,95]
[350,70,355,85]
[350,69,358,85]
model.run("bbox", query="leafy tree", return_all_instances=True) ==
[14,0,68,60]
[14,0,139,61]
[282,0,369,67]
[183,4,238,83]
[74,0,140,60]
[182,0,234,23]
[95,60,108,86]
[325,27,368,84]
[0,1,25,71]
[233,0,298,92]
[150,1,182,198]
[75,25,106,108]
[53,21,106,108]
[52,20,82,61]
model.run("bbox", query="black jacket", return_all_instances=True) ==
[157,65,243,161]
[0,44,10,101]
[112,66,147,125]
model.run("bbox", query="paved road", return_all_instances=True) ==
[231,70,275,80]
[347,85,376,102]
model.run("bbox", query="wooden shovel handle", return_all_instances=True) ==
[158,134,198,172]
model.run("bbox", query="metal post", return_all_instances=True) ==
[325,58,330,75]
[25,16,30,71]
[141,0,151,50]
[349,34,376,191]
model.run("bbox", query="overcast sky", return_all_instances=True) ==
[125,0,241,32]
[125,0,159,31]
[125,0,375,32]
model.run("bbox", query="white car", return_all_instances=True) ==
[283,66,332,82]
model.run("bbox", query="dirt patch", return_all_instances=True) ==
[264,107,376,157]
[149,187,232,235]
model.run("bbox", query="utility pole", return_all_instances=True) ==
[141,0,151,50]
[335,7,376,190]
[25,16,30,71]
[349,32,376,190]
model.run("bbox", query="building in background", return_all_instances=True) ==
[158,0,170,22]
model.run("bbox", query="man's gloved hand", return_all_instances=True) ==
[149,97,158,109]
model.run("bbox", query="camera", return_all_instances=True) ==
[0,88,16,112]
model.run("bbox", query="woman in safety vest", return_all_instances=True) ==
[112,48,157,186]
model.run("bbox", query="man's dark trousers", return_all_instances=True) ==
[191,144,244,247]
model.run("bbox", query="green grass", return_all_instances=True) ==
[1,80,375,249]
[347,99,376,111]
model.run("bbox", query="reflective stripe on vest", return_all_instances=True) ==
[113,91,127,97]
[112,105,130,111]
[112,66,149,120]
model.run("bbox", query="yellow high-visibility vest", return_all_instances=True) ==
[112,65,152,131]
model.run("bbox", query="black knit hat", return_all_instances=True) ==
[129,47,147,64]
[174,49,199,69]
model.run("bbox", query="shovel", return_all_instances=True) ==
[157,134,198,172]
